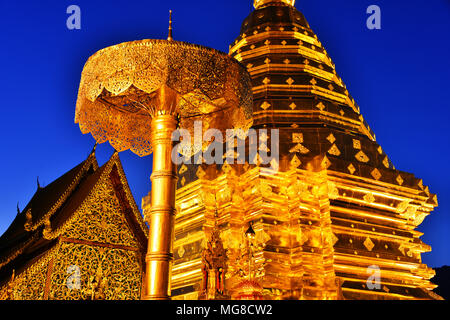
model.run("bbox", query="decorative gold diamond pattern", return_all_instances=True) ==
[363,193,375,203]
[290,155,301,169]
[355,151,369,163]
[321,156,331,169]
[260,101,271,110]
[196,167,206,179]
[353,139,361,150]
[364,237,375,251]
[292,133,303,143]
[315,102,325,111]
[289,143,310,154]
[328,144,341,156]
[348,164,356,174]
[178,164,187,175]
[371,168,382,180]
[382,156,389,168]
[326,134,336,144]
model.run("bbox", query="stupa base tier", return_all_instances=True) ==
[141,162,438,300]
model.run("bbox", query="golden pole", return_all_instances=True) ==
[143,88,179,300]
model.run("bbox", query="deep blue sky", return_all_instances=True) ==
[0,0,448,267]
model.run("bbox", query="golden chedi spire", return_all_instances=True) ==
[167,10,173,41]
[254,0,295,9]
[171,0,439,301]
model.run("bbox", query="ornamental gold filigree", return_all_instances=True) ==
[75,39,253,157]
[61,178,139,247]
[254,0,296,10]
[49,242,142,300]
[0,245,57,300]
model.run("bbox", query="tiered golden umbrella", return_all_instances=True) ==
[232,224,263,300]
[74,22,253,299]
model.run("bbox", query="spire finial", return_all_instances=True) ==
[167,10,173,41]
[88,142,98,158]
[37,176,41,189]
[254,0,295,9]
[17,202,20,215]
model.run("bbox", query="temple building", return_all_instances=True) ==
[0,148,147,300]
[145,0,441,300]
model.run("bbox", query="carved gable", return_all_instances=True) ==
[0,151,147,300]
[61,177,140,248]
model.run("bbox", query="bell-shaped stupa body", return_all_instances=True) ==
[254,0,296,9]
[146,0,440,300]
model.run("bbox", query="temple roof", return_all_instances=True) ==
[0,149,148,286]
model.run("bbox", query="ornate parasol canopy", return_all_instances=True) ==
[74,28,253,300]
[75,39,253,156]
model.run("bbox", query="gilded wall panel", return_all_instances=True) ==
[0,249,54,300]
[49,242,142,300]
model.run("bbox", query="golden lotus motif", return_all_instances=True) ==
[75,39,253,157]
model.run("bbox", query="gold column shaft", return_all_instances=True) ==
[143,112,178,300]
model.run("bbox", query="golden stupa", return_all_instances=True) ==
[144,0,441,300]
[0,0,441,301]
